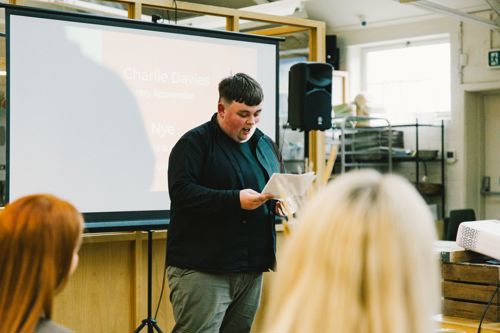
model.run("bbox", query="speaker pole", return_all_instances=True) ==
[304,130,309,160]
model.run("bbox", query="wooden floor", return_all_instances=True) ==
[439,315,500,333]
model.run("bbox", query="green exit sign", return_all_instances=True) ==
[489,49,500,68]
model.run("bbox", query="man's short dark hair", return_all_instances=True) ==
[218,73,264,106]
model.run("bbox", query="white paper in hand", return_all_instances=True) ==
[262,172,316,199]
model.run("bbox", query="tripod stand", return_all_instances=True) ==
[134,230,163,333]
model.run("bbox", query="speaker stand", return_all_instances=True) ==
[134,230,163,333]
[304,130,309,158]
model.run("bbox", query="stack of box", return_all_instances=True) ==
[439,239,500,321]
[442,261,500,321]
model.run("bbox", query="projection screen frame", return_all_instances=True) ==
[4,4,280,232]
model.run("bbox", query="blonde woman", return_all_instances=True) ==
[0,194,84,333]
[265,170,440,333]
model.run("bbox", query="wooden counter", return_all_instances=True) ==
[56,234,497,333]
[53,231,174,332]
[53,229,288,333]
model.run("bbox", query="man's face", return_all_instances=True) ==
[217,99,262,143]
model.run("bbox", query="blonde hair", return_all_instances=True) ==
[0,194,83,333]
[265,170,440,333]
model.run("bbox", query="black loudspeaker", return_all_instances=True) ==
[288,62,333,131]
[326,35,340,70]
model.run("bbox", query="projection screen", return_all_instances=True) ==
[6,6,278,230]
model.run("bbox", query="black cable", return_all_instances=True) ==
[173,0,178,24]
[154,266,167,320]
[165,9,170,24]
[151,14,161,23]
[477,282,500,333]
[279,122,288,156]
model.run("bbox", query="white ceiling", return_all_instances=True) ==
[304,0,490,31]
[9,0,495,34]
[182,0,492,31]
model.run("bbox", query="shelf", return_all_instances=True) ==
[344,162,392,167]
[393,156,443,162]
[391,123,443,128]
[333,123,442,130]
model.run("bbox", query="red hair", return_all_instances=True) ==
[0,194,83,333]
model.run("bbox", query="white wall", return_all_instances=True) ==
[329,12,500,216]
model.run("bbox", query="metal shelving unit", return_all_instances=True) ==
[392,120,445,219]
[331,117,445,218]
[331,116,393,174]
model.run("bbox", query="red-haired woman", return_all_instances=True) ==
[0,194,83,333]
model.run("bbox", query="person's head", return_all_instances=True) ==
[265,170,440,333]
[0,194,84,333]
[217,72,264,143]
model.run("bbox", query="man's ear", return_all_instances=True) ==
[217,102,225,115]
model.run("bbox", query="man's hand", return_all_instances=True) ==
[275,200,286,216]
[240,189,274,210]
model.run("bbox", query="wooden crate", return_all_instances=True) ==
[442,262,500,321]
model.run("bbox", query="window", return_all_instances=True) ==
[361,38,451,124]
